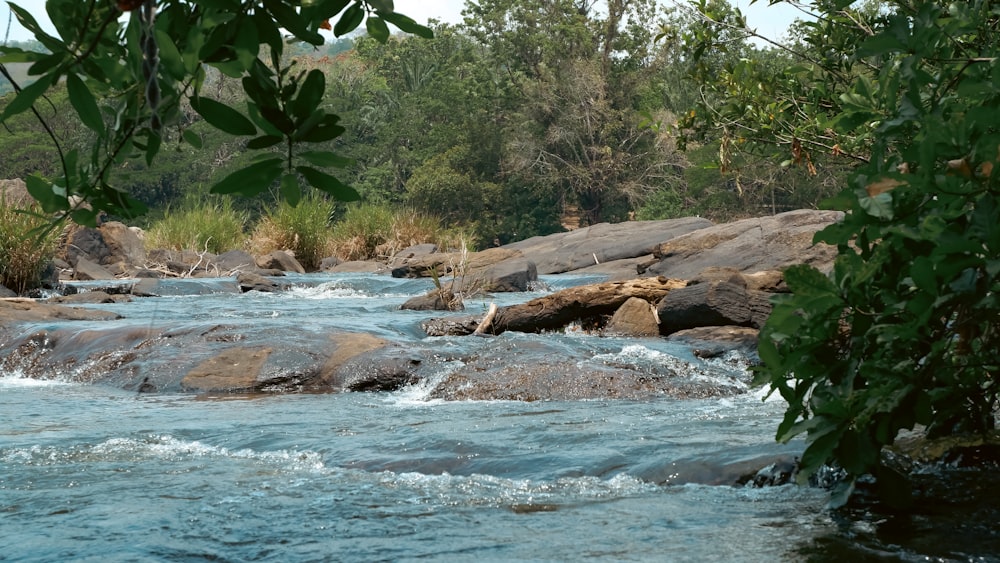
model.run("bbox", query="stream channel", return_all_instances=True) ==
[2,273,998,561]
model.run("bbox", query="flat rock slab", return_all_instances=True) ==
[646,209,842,279]
[181,347,273,392]
[503,217,713,274]
[0,299,121,324]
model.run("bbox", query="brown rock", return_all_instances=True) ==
[657,280,772,335]
[46,291,129,305]
[99,221,146,269]
[256,250,306,274]
[236,272,282,293]
[73,256,116,281]
[503,217,714,274]
[0,178,33,207]
[605,297,660,337]
[646,209,842,279]
[667,326,760,358]
[181,347,272,392]
[0,299,121,324]
[311,333,421,392]
[401,288,464,311]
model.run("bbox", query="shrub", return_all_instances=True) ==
[250,196,335,271]
[145,196,248,254]
[329,204,475,261]
[0,197,60,294]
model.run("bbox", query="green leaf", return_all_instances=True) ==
[7,2,64,52]
[296,115,345,143]
[291,69,326,120]
[366,16,391,43]
[280,173,301,207]
[24,174,68,213]
[144,130,162,167]
[0,72,54,122]
[70,208,100,228]
[855,31,906,58]
[334,2,365,37]
[368,0,394,12]
[311,0,351,19]
[857,188,894,220]
[783,264,838,295]
[247,135,284,149]
[0,47,46,64]
[380,11,433,39]
[232,16,260,70]
[182,129,204,149]
[298,150,354,168]
[210,158,284,196]
[65,74,104,134]
[260,106,296,135]
[154,29,186,80]
[191,97,257,136]
[296,166,360,201]
[27,51,66,76]
[264,0,324,45]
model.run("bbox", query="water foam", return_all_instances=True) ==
[0,370,75,389]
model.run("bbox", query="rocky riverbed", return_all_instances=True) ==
[1,209,842,399]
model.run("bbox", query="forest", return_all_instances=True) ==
[0,0,848,248]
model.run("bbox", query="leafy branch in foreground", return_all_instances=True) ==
[682,0,1000,506]
[0,0,433,224]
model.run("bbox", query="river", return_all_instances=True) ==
[0,274,995,561]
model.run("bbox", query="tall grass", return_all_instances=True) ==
[0,197,60,294]
[250,196,334,271]
[329,204,475,261]
[145,196,248,254]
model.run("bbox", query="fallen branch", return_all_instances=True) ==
[473,303,498,336]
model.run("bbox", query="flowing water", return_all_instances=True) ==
[0,274,995,561]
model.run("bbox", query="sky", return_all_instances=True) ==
[2,0,805,44]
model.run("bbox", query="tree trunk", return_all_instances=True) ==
[423,276,686,336]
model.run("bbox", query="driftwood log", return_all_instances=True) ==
[422,277,687,336]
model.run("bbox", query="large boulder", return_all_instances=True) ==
[644,209,842,279]
[99,221,146,271]
[308,332,426,392]
[454,256,538,293]
[657,278,772,335]
[73,256,116,281]
[61,222,146,273]
[236,272,283,293]
[0,178,33,207]
[63,227,112,266]
[256,250,305,274]
[502,217,714,274]
[212,250,256,274]
[604,297,660,337]
[387,243,438,271]
[392,247,537,293]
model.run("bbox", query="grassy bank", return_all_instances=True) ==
[0,197,60,294]
[143,200,474,270]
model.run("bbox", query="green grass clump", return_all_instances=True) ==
[0,197,60,294]
[145,197,248,254]
[329,204,476,261]
[250,196,335,271]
